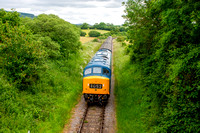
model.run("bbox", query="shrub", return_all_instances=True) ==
[92,38,98,42]
[116,36,125,42]
[80,31,86,37]
[88,31,101,37]
[122,42,126,47]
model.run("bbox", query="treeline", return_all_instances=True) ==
[123,0,200,132]
[79,22,127,38]
[79,22,127,32]
[0,9,84,132]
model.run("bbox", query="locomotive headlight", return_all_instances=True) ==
[103,84,104,87]
[88,83,89,86]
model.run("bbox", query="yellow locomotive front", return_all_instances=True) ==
[83,75,110,95]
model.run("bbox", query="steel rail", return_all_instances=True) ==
[77,104,89,133]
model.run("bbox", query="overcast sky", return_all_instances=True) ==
[1,0,127,25]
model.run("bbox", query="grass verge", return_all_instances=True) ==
[113,40,147,133]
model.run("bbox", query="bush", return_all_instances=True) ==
[80,31,86,37]
[116,36,125,42]
[92,38,99,42]
[122,42,126,47]
[88,30,101,37]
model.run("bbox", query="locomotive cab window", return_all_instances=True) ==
[93,67,101,74]
[103,69,110,76]
[84,68,91,75]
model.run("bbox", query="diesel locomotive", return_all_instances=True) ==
[82,36,112,104]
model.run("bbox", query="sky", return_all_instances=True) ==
[1,0,127,25]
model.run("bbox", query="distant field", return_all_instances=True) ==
[82,29,110,36]
[80,37,96,44]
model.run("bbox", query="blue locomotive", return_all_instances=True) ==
[82,36,112,104]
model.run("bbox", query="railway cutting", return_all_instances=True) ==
[63,37,116,133]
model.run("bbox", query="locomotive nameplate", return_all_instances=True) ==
[90,84,102,89]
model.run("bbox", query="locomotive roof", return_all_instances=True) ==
[84,36,113,70]
[85,49,112,69]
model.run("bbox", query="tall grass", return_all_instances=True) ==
[114,40,147,133]
[0,41,102,132]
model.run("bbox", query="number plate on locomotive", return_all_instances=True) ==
[90,84,102,89]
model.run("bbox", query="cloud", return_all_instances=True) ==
[1,0,127,25]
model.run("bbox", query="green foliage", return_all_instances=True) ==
[88,30,101,37]
[92,38,98,42]
[80,22,90,29]
[123,0,200,132]
[121,42,126,47]
[0,9,103,132]
[80,30,86,37]
[24,14,81,58]
[116,36,126,42]
[99,32,112,39]
[37,36,61,59]
[0,10,45,90]
[0,9,20,27]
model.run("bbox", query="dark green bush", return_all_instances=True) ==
[88,30,101,37]
[80,31,86,36]
[92,38,98,42]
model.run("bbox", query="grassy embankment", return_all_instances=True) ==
[0,39,102,133]
[114,40,146,132]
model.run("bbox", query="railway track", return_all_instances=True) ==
[78,104,105,133]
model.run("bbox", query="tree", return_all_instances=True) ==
[81,23,90,29]
[24,14,81,58]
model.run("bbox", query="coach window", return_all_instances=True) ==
[93,67,101,74]
[103,69,110,76]
[84,68,91,75]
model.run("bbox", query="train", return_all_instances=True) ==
[82,36,112,104]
